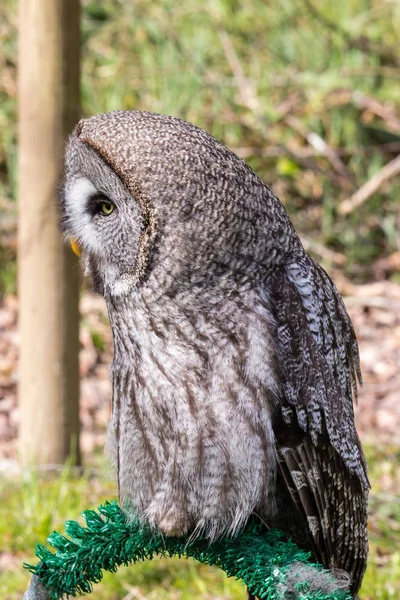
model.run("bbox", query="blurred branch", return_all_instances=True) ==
[349,280,400,299]
[284,114,352,180]
[300,236,346,266]
[301,0,400,67]
[339,154,400,215]
[338,278,400,300]
[373,252,400,280]
[217,29,259,112]
[343,296,400,311]
[263,66,400,87]
[335,66,400,79]
[232,142,400,159]
[352,92,400,133]
[217,28,353,189]
[324,89,400,133]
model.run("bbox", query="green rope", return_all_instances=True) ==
[24,501,351,600]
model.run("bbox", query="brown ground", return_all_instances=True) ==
[1,279,399,466]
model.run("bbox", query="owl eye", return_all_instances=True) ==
[100,200,115,215]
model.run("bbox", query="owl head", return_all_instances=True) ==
[61,111,298,299]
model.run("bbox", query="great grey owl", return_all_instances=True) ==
[61,110,368,597]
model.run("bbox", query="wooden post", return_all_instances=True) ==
[18,0,81,464]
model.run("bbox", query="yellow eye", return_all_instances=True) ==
[100,201,114,215]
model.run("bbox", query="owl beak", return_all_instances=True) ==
[70,238,81,256]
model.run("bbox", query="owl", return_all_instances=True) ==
[61,111,368,597]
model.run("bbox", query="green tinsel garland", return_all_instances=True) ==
[24,501,351,600]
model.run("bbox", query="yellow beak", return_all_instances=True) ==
[70,238,81,256]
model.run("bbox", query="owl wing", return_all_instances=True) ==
[269,256,369,594]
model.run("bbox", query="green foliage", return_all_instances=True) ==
[0,245,16,297]
[2,448,400,599]
[0,0,399,290]
[0,465,109,557]
[25,501,350,600]
[91,329,105,352]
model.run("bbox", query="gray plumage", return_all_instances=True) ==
[60,110,368,597]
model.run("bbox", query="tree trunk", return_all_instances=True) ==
[18,0,81,465]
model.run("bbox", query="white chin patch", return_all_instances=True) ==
[65,177,102,253]
[109,272,137,297]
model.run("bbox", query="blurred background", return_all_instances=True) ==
[0,0,400,598]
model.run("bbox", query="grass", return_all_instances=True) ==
[1,0,400,295]
[362,446,400,599]
[0,462,245,600]
[0,1,399,598]
[1,447,400,600]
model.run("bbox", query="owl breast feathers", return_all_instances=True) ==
[61,110,368,597]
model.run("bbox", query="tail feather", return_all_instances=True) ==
[276,440,368,595]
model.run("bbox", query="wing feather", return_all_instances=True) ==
[269,259,368,595]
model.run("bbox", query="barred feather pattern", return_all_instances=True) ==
[61,110,369,599]
[270,263,369,594]
[106,286,280,541]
